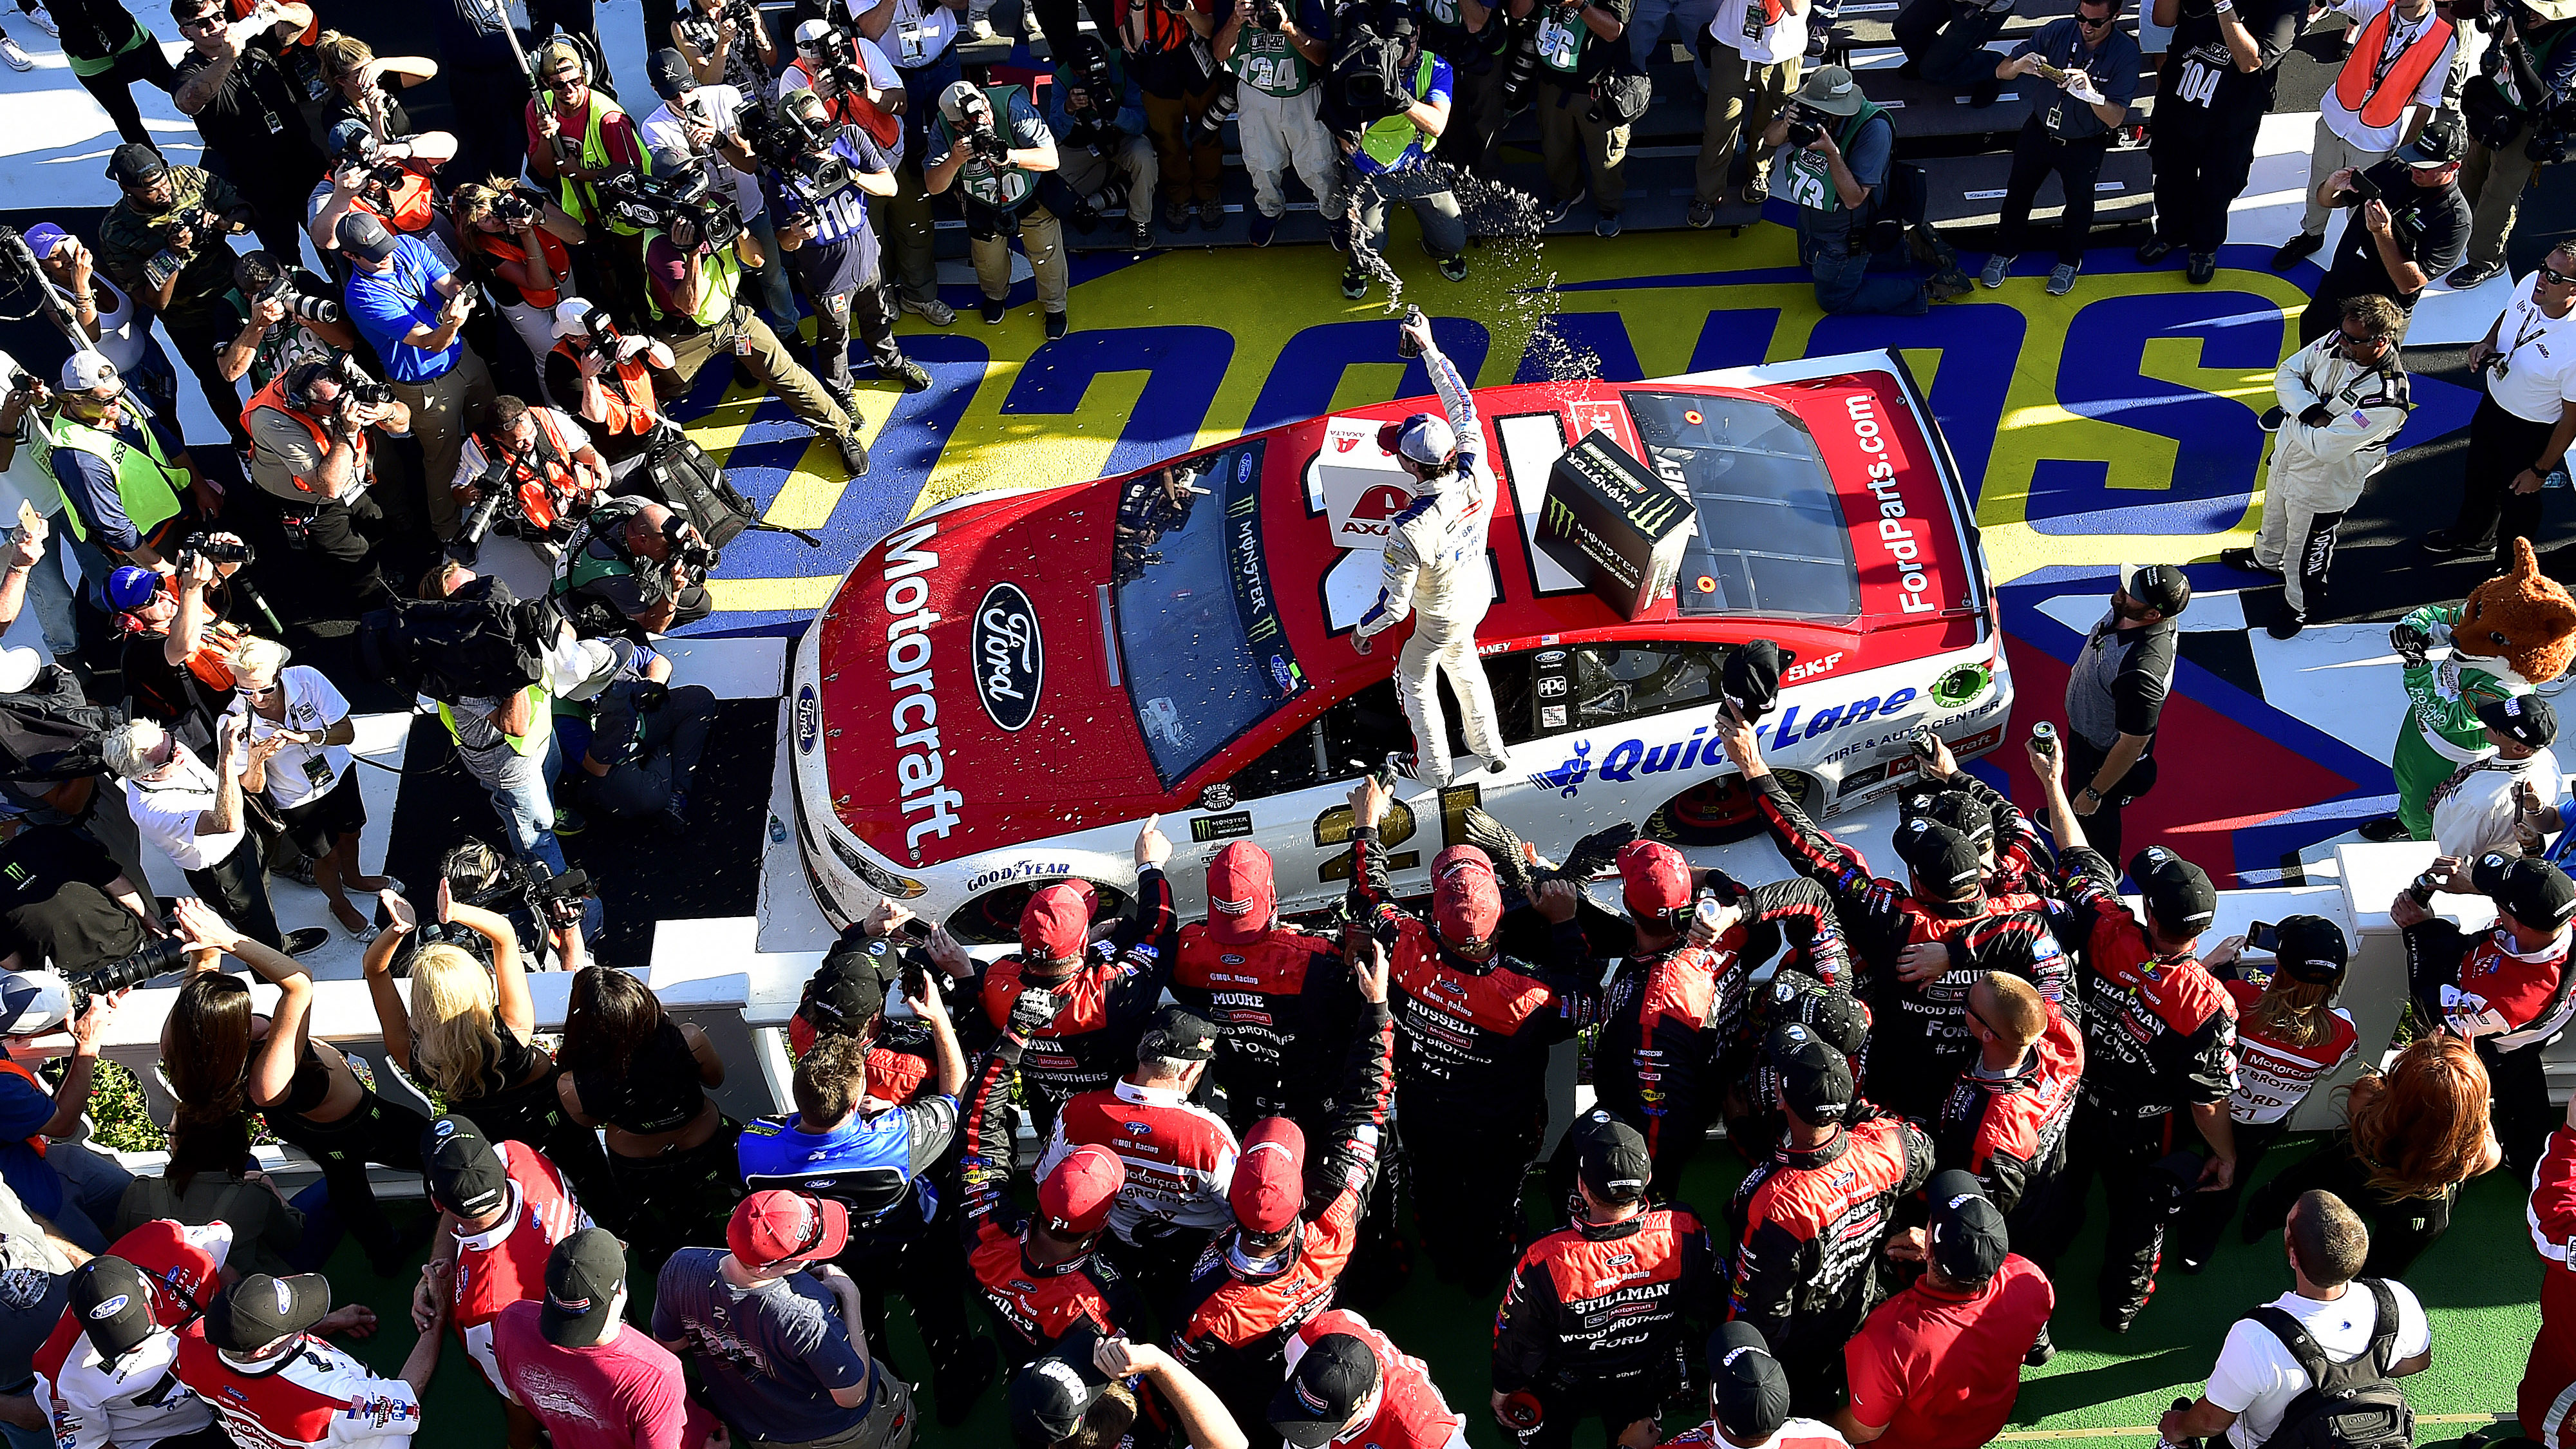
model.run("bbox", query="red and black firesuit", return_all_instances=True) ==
[1347,826,1594,1293]
[965,868,1180,1137]
[1934,1001,2085,1240]
[2521,1117,2576,1448]
[1171,999,1397,1427]
[1915,766,2058,897]
[2405,913,2576,1182]
[1589,877,1850,1186]
[2022,846,2237,1332]
[1727,1108,1934,1416]
[1721,971,1871,1165]
[1170,918,1361,1133]
[1492,1179,1719,1446]
[1750,774,2064,1121]
[958,1034,1144,1364]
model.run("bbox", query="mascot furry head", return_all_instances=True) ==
[2455,539,2576,685]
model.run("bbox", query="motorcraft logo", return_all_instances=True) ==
[878,523,961,860]
[972,582,1044,733]
[794,683,819,755]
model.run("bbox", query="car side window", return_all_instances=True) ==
[1550,645,1727,733]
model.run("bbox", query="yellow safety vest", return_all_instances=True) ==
[31,413,185,545]
[643,228,743,332]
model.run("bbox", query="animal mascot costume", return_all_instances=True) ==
[2387,539,2576,838]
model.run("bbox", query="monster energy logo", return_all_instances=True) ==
[1626,491,1685,536]
[1544,497,1580,532]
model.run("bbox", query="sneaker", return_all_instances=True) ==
[1197,198,1225,232]
[2270,231,2323,270]
[1594,211,1622,238]
[980,296,1005,325]
[26,8,55,36]
[2047,261,2078,296]
[2269,608,2306,639]
[1164,197,1190,232]
[0,37,30,71]
[1439,253,1468,283]
[1542,189,1586,226]
[1687,201,1715,229]
[2219,546,2278,574]
[901,295,955,327]
[1044,310,1068,341]
[836,430,869,475]
[1129,218,1153,251]
[1739,178,1769,207]
[2025,1324,2056,1367]
[1341,263,1367,300]
[885,356,933,392]
[822,379,857,417]
[2421,528,2483,556]
[2449,258,2506,289]
[282,928,332,959]
[553,806,587,837]
[2134,238,2174,265]
[1980,252,2013,288]
[1249,211,1279,247]
[2186,252,2216,284]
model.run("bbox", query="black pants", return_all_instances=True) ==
[1027,0,1121,66]
[611,1121,747,1273]
[2171,1115,2286,1265]
[2403,918,2561,1180]
[446,64,538,189]
[811,274,908,394]
[587,683,716,822]
[2025,1095,2191,1331]
[1998,122,2112,265]
[1893,0,2008,86]
[74,39,180,153]
[2244,1135,2454,1279]
[2149,119,2260,256]
[1408,1106,1545,1296]
[1514,1378,1667,1449]
[844,1197,984,1396]
[451,1070,616,1227]
[266,1085,430,1274]
[295,491,395,614]
[185,835,285,952]
[2065,734,2154,869]
[2450,392,2560,563]
[160,309,257,450]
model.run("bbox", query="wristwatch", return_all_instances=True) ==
[2080,786,2104,804]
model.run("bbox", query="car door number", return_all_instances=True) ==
[1308,784,1484,882]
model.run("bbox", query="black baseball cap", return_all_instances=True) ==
[422,1115,511,1218]
[2479,692,2558,748]
[336,211,401,263]
[1270,1332,1382,1448]
[540,1227,628,1347]
[1924,1170,2010,1282]
[2401,115,2464,167]
[2130,846,2217,936]
[2472,853,2576,930]
[1141,1005,1218,1063]
[1922,790,1994,847]
[1770,978,1871,1057]
[105,143,166,188]
[206,1273,331,1352]
[1009,1322,1113,1447]
[1705,1321,1790,1443]
[647,47,696,100]
[1893,818,1983,897]
[1573,1110,1651,1202]
[2272,914,2349,986]
[797,952,887,1039]
[2125,563,2192,618]
[1721,639,1795,723]
[70,1255,160,1361]
[1766,1021,1854,1124]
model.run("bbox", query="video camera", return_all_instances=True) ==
[679,0,762,52]
[741,93,857,195]
[471,856,596,929]
[596,167,745,249]
[234,251,346,327]
[1329,0,1422,122]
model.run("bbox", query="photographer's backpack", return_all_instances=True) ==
[0,687,122,782]
[621,428,761,552]
[2240,1279,2416,1449]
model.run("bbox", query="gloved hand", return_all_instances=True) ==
[2298,403,2335,428]
[1008,983,1068,1038]
[2391,621,2431,668]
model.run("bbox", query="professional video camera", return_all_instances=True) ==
[1328,0,1422,122]
[76,932,192,994]
[473,857,595,929]
[739,92,856,195]
[678,0,763,52]
[596,167,746,249]
[234,251,346,327]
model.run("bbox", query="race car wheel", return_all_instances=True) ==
[945,880,1137,947]
[1642,771,1821,846]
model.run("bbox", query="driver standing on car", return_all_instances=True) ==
[1350,311,1508,789]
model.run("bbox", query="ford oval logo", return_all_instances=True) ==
[974,583,1043,732]
[794,683,820,755]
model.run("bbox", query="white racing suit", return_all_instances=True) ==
[2254,334,2412,615]
[1353,343,1506,786]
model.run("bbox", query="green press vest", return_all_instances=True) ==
[1229,24,1314,97]
[643,228,744,331]
[1358,56,1441,166]
[32,414,185,545]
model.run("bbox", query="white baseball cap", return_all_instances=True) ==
[1395,413,1457,466]
[552,298,598,337]
[0,969,71,1038]
[60,350,117,393]
[0,647,44,694]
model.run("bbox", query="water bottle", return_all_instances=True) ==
[2030,721,2058,761]
[768,812,788,845]
[1396,305,1428,359]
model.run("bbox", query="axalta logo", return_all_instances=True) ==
[879,522,962,860]
[1845,395,1936,616]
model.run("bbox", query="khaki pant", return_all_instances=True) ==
[1059,133,1161,216]
[1397,609,1505,786]
[390,344,498,542]
[884,160,943,307]
[967,200,1070,314]
[1696,51,1799,205]
[658,312,857,446]
[2461,128,2541,272]
[1142,84,1225,207]
[1238,84,1343,220]
[2299,116,2389,236]
[1539,82,1629,213]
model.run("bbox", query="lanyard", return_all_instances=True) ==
[2371,5,2432,90]
[2510,294,2561,362]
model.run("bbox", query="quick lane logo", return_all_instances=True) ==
[880,522,962,859]
[794,683,819,755]
[1845,393,1936,616]
[973,582,1044,733]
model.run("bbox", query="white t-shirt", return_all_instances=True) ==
[2431,749,2561,862]
[124,745,245,875]
[0,350,66,519]
[639,85,768,222]
[1706,0,1806,66]
[2208,1282,2432,1449]
[228,665,354,810]
[2319,0,2455,153]
[2488,272,2576,423]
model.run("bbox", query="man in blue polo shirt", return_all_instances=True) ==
[340,212,497,543]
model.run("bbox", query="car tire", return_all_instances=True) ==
[946,880,1135,947]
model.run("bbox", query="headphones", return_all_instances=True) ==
[280,359,336,414]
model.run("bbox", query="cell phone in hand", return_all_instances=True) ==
[2246,920,2278,954]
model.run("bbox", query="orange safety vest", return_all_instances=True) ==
[787,55,905,151]
[240,375,369,493]
[357,169,440,237]
[472,225,576,310]
[471,408,583,496]
[549,339,662,439]
[2336,3,2454,130]
[0,1058,50,1155]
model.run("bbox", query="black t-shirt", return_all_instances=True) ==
[2152,0,2304,136]
[175,35,328,185]
[0,826,149,977]
[122,627,238,748]
[2318,158,2472,308]
[2067,615,2177,749]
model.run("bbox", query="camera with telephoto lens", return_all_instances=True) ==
[76,933,192,994]
[308,352,392,413]
[234,251,346,327]
[493,191,538,227]
[176,531,254,569]
[967,113,1012,165]
[1060,43,1120,153]
[469,857,596,930]
[679,0,761,53]
[596,167,745,250]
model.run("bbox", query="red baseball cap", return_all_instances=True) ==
[1019,881,1099,965]
[1432,846,1501,945]
[1231,1117,1307,1235]
[1618,839,1692,918]
[1036,1146,1124,1236]
[1206,842,1276,945]
[727,1189,849,1269]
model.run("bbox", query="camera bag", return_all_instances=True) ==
[622,428,761,552]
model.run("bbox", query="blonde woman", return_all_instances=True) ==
[226,636,390,939]
[315,30,439,143]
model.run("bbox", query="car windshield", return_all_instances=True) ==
[1624,390,1862,621]
[1112,439,1306,790]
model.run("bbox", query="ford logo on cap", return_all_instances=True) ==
[972,583,1044,732]
[794,683,820,755]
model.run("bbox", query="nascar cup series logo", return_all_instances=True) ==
[974,583,1044,732]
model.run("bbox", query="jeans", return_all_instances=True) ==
[586,683,716,821]
[41,1137,136,1253]
[743,210,800,327]
[19,516,79,661]
[481,731,568,867]
[812,274,908,392]
[1804,227,1927,316]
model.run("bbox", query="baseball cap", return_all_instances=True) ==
[1573,1110,1651,1202]
[647,46,696,100]
[1432,845,1502,945]
[1618,838,1693,919]
[21,222,71,260]
[1766,1021,1854,1124]
[796,953,887,1039]
[1206,840,1277,945]
[1393,413,1457,466]
[539,1227,627,1347]
[421,1115,510,1218]
[2481,692,2558,748]
[553,297,600,337]
[1768,977,1871,1057]
[0,647,43,696]
[938,77,985,126]
[1922,790,1994,847]
[1232,1116,1307,1234]
[1269,1332,1381,1448]
[2271,914,2349,986]
[326,117,374,161]
[1020,880,1098,964]
[2125,562,2192,618]
[1141,1005,1218,1063]
[1892,818,1982,897]
[1705,1322,1790,1443]
[1009,1322,1114,1448]
[61,350,118,393]
[70,1255,160,1361]
[106,564,162,612]
[0,968,70,1037]
[104,143,167,188]
[205,1273,330,1352]
[1036,1145,1123,1236]
[1720,639,1794,723]
[2401,115,2464,167]
[1924,1169,2009,1282]
[2129,846,2217,936]
[2472,852,2576,930]
[335,211,401,263]
[728,1189,851,1269]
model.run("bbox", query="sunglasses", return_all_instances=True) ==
[2076,12,2114,24]
[2338,329,2390,351]
[242,682,281,699]
[2543,264,2576,286]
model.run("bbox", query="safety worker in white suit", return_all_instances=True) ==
[1350,310,1509,787]
[2221,292,2413,641]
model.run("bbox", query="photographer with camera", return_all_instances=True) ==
[2297,120,2468,345]
[1759,66,1927,315]
[1215,1,1337,246]
[242,355,406,612]
[171,0,327,268]
[453,393,611,549]
[526,37,652,306]
[96,145,263,453]
[2136,0,2302,285]
[341,210,502,544]
[227,636,393,940]
[546,300,678,473]
[0,373,80,661]
[43,352,220,580]
[2391,852,2576,1181]
[1325,17,1470,299]
[0,822,170,987]
[22,222,180,424]
[639,48,798,332]
[1113,0,1223,235]
[557,496,713,638]
[452,177,592,384]
[1979,0,2141,297]
[104,549,248,753]
[0,968,131,1251]
[2424,239,2576,567]
[315,31,439,144]
[2448,2,2576,287]
[927,75,1068,331]
[104,715,316,955]
[219,251,358,392]
[430,618,586,876]
[1045,37,1160,251]
[676,0,779,91]
[1507,0,1634,237]
[761,90,934,405]
[310,117,465,277]
[2269,0,2455,272]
